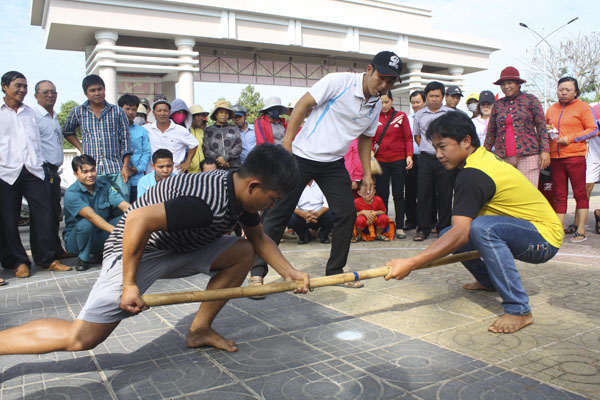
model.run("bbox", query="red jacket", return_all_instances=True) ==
[372,108,413,162]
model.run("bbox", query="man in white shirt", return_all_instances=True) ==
[31,80,70,263]
[288,180,334,244]
[144,99,199,174]
[249,51,401,289]
[0,71,70,279]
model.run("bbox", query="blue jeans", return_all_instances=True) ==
[442,215,559,316]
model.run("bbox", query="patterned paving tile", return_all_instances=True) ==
[178,383,260,399]
[1,371,114,400]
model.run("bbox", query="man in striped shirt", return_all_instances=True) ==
[64,74,132,199]
[0,144,310,355]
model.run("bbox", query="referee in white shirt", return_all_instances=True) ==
[249,51,402,287]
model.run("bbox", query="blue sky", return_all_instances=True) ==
[1,0,598,110]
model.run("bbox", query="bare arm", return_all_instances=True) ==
[117,201,131,212]
[385,215,473,280]
[281,92,317,151]
[78,206,117,233]
[120,203,168,314]
[65,135,83,153]
[177,147,197,172]
[357,134,374,194]
[243,223,310,293]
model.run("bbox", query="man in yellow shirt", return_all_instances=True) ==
[385,111,563,334]
[187,105,208,173]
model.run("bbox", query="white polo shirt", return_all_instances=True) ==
[34,103,64,167]
[0,102,45,184]
[144,121,199,174]
[292,72,381,162]
[297,181,328,211]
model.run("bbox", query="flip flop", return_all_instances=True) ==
[0,278,7,286]
[375,234,390,241]
[335,281,364,289]
[595,210,600,234]
[570,232,587,243]
[564,224,577,234]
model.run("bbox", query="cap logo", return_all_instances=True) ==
[388,55,400,70]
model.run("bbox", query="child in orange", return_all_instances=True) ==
[353,183,390,242]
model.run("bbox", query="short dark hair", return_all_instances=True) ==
[199,158,216,170]
[72,154,96,172]
[409,90,425,102]
[425,111,480,147]
[34,80,55,94]
[118,94,140,108]
[238,143,300,194]
[152,148,173,164]
[82,74,105,94]
[557,76,580,98]
[1,71,26,93]
[424,81,445,96]
[383,90,393,99]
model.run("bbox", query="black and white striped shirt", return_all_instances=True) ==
[103,170,259,258]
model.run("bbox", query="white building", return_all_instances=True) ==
[31,0,500,111]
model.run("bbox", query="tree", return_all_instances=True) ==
[525,32,600,104]
[237,85,264,123]
[58,100,80,149]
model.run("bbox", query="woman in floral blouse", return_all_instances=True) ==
[484,66,549,187]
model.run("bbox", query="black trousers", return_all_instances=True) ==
[251,155,356,277]
[0,168,55,269]
[416,153,455,234]
[288,210,335,240]
[375,159,407,227]
[31,164,63,262]
[404,155,418,227]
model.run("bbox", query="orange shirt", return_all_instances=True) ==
[545,99,597,158]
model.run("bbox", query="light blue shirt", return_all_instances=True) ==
[137,171,174,199]
[240,123,256,163]
[34,103,64,166]
[408,113,420,155]
[128,123,151,186]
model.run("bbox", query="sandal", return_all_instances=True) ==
[569,232,587,243]
[351,236,361,243]
[375,234,390,241]
[595,210,600,234]
[395,229,406,239]
[413,232,428,241]
[564,224,577,234]
[335,281,364,289]
[248,276,265,300]
[0,278,7,286]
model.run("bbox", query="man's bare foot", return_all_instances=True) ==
[462,281,495,291]
[186,327,237,352]
[488,313,533,333]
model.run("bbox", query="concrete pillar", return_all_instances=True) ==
[406,62,423,91]
[448,66,464,85]
[174,37,195,106]
[94,30,118,104]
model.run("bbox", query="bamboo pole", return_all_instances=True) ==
[143,251,480,307]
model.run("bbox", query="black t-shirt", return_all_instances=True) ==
[452,168,496,218]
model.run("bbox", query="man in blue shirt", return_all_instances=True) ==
[63,155,130,271]
[118,94,150,201]
[63,75,132,199]
[232,105,255,163]
[137,149,175,199]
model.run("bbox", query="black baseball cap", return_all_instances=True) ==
[479,90,496,104]
[446,85,464,96]
[371,51,402,79]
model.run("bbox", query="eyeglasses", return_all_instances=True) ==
[39,90,57,96]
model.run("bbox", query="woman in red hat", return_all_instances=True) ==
[484,66,549,186]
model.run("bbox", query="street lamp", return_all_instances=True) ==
[519,17,579,110]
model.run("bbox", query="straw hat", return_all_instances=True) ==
[210,100,234,121]
[189,104,208,116]
[137,104,147,114]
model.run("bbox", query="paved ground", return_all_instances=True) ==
[1,198,599,399]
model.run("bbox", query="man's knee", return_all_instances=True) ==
[76,219,95,234]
